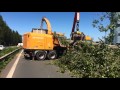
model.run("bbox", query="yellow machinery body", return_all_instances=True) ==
[23,17,66,60]
[23,17,61,51]
[23,32,54,50]
[85,35,91,41]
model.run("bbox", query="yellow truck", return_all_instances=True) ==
[23,17,67,60]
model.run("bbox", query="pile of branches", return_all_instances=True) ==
[55,41,120,78]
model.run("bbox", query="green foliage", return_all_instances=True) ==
[53,31,69,46]
[92,12,120,44]
[0,49,20,73]
[55,41,120,78]
[0,57,12,72]
[0,15,22,46]
[0,46,18,57]
[58,37,69,46]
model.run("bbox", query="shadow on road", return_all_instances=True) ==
[23,57,52,61]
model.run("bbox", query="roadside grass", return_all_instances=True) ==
[0,48,21,75]
[0,46,18,57]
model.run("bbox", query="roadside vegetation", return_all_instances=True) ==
[0,48,21,74]
[0,15,22,46]
[0,14,22,75]
[54,41,120,78]
[0,46,19,57]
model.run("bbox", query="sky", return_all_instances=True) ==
[0,12,109,41]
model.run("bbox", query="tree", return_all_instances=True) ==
[0,15,22,46]
[0,15,5,45]
[92,12,120,44]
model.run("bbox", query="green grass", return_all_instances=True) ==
[0,46,18,57]
[0,49,20,74]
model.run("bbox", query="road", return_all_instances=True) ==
[0,50,72,78]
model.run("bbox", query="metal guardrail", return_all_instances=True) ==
[0,48,22,61]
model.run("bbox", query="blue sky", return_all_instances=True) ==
[0,12,109,41]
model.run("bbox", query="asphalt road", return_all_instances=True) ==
[0,50,72,78]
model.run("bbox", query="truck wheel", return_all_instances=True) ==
[24,55,28,59]
[47,50,57,60]
[36,51,46,60]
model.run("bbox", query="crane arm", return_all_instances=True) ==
[71,12,80,40]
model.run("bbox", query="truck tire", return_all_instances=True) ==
[24,55,28,59]
[36,51,46,60]
[47,50,57,60]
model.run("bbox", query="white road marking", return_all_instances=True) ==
[6,50,23,78]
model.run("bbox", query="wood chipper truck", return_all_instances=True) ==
[23,17,67,60]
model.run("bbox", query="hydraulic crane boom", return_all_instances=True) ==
[71,12,80,40]
[70,12,92,46]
